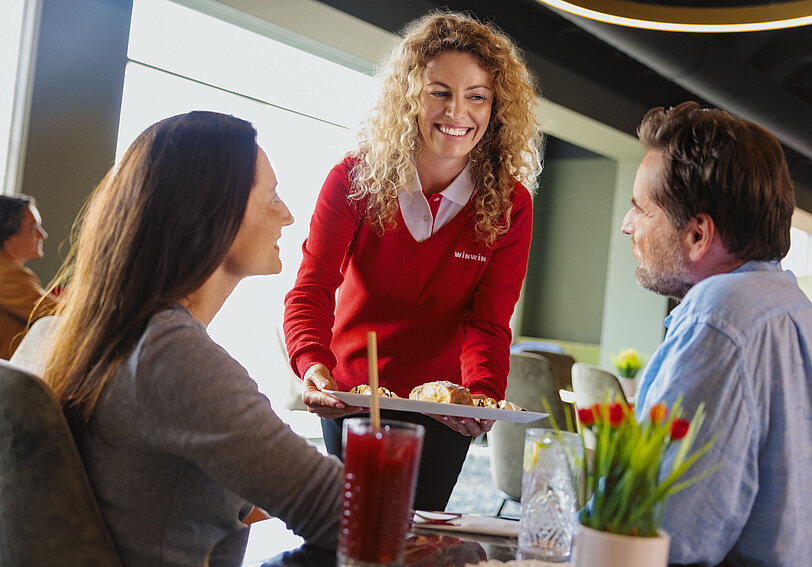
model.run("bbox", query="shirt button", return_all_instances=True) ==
[423,215,430,222]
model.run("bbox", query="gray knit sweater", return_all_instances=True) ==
[79,304,342,566]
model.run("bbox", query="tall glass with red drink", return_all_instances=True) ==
[338,418,424,567]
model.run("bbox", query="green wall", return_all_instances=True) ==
[599,159,669,369]
[19,0,132,283]
[522,143,617,345]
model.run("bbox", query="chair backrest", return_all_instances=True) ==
[489,352,569,501]
[520,349,576,391]
[571,362,628,408]
[275,326,307,411]
[0,359,121,566]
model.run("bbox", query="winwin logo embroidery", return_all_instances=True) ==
[454,250,487,262]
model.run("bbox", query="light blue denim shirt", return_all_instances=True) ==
[636,261,812,567]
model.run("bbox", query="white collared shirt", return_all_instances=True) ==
[398,161,474,242]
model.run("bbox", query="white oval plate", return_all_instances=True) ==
[324,390,548,423]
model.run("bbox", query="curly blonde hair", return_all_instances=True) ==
[350,10,543,246]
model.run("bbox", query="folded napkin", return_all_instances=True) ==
[412,513,520,538]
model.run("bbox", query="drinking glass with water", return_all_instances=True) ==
[518,428,582,562]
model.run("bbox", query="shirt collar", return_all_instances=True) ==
[438,161,475,206]
[663,260,783,328]
[404,157,475,205]
[733,259,781,274]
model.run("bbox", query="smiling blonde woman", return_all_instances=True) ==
[284,11,543,511]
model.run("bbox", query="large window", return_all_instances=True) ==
[0,0,28,194]
[784,226,812,298]
[120,0,377,435]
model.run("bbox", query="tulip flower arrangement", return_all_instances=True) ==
[568,397,718,537]
[611,348,645,379]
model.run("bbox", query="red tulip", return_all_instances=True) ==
[649,403,668,425]
[591,403,603,424]
[671,418,691,440]
[608,402,626,427]
[577,407,595,427]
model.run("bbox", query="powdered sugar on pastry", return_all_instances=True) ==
[409,381,474,405]
[349,384,399,397]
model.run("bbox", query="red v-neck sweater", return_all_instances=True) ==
[283,157,533,400]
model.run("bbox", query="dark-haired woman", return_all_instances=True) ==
[43,111,341,567]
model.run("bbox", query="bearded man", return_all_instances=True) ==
[622,102,812,567]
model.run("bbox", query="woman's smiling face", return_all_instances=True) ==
[416,50,493,170]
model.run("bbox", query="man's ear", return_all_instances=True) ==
[683,213,716,262]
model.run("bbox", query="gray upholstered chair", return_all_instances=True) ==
[519,348,577,425]
[571,362,628,408]
[488,352,570,515]
[277,326,306,412]
[519,348,575,392]
[0,359,121,566]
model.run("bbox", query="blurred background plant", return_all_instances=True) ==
[611,348,645,379]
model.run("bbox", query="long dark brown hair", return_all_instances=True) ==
[44,111,258,426]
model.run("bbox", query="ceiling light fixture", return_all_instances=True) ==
[535,0,812,32]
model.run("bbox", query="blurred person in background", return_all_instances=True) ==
[0,194,57,359]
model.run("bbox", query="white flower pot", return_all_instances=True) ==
[619,377,637,402]
[572,524,669,567]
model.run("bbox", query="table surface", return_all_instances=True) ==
[243,518,569,566]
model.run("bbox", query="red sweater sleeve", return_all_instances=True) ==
[283,158,360,378]
[460,183,533,400]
